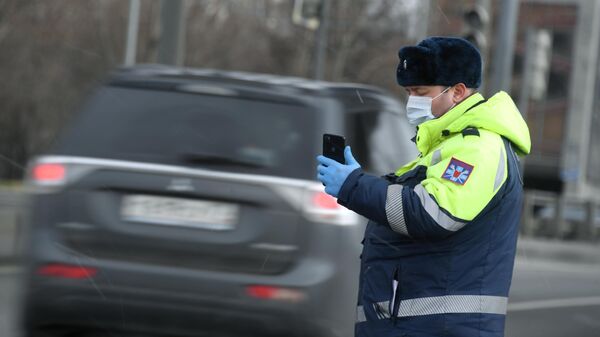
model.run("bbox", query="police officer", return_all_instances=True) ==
[316,36,531,337]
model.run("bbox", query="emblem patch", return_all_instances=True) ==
[442,157,474,185]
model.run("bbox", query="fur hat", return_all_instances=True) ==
[396,37,482,88]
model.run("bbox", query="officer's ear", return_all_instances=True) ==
[451,83,469,103]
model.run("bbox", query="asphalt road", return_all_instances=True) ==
[0,265,21,337]
[506,258,600,337]
[2,255,599,337]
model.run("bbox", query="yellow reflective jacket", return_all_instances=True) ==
[394,91,531,221]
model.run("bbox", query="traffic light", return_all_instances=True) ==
[463,4,489,51]
[292,0,323,30]
[528,29,552,101]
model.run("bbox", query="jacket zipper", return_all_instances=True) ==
[390,266,402,324]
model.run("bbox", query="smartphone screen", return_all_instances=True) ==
[323,134,346,164]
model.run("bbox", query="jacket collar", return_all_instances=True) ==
[415,92,485,155]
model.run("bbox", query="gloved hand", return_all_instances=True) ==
[316,146,361,198]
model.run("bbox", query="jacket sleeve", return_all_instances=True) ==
[338,134,508,240]
[336,168,391,226]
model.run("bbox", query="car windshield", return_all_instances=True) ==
[52,86,317,179]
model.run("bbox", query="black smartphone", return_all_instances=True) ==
[323,133,346,164]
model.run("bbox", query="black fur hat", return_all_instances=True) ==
[396,37,482,88]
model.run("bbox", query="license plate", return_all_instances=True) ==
[121,195,239,230]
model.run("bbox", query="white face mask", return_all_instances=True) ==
[406,86,451,126]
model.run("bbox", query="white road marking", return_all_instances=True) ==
[508,296,600,312]
[514,258,600,275]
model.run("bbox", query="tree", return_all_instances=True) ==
[0,0,418,180]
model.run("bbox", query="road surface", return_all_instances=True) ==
[2,255,600,337]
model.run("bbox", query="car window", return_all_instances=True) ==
[345,109,417,176]
[345,111,378,173]
[368,110,419,175]
[52,86,317,180]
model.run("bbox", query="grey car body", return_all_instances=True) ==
[17,65,416,337]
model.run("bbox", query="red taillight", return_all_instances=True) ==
[246,285,306,302]
[302,186,359,225]
[32,163,66,182]
[246,285,277,298]
[312,191,339,209]
[37,263,97,279]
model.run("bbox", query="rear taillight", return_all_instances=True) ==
[32,163,66,183]
[37,263,97,279]
[258,182,362,226]
[302,186,360,226]
[312,191,339,209]
[26,159,77,193]
[245,285,306,303]
[28,162,67,188]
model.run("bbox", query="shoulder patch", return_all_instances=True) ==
[442,157,474,185]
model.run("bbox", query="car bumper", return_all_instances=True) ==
[20,229,360,337]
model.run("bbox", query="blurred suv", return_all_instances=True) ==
[18,65,416,337]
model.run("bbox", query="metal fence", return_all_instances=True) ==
[521,190,600,241]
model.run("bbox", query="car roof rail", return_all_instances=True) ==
[113,64,391,98]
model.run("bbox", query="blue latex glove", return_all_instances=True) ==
[316,146,361,198]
